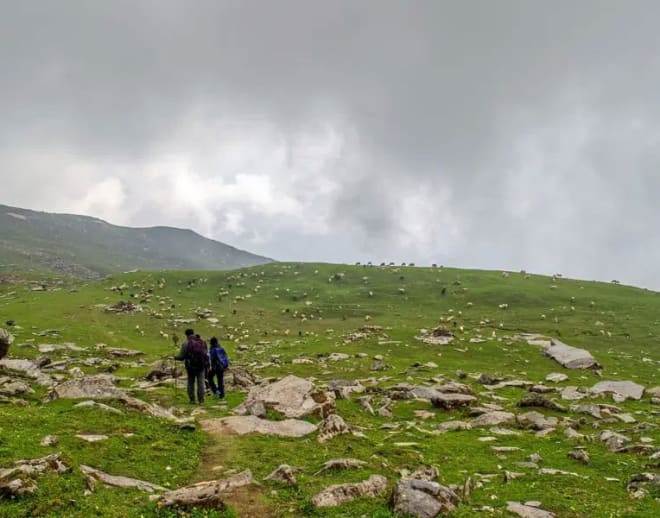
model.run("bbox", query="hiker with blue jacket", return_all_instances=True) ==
[207,336,229,399]
[175,328,209,404]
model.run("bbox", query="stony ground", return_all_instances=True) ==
[0,263,658,517]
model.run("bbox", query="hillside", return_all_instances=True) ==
[0,263,658,517]
[0,204,272,277]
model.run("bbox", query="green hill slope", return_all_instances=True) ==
[0,204,273,277]
[0,264,658,517]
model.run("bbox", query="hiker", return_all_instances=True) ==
[207,337,229,398]
[175,328,209,404]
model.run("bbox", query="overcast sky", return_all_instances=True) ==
[1,1,659,288]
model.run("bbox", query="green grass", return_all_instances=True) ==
[0,263,659,516]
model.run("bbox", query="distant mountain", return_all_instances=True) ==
[0,204,273,277]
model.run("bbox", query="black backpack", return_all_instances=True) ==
[186,336,209,372]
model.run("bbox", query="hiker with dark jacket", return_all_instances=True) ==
[175,328,209,404]
[207,337,229,399]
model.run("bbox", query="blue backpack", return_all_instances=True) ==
[210,346,230,370]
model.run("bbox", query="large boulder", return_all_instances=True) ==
[52,374,126,399]
[392,468,459,518]
[234,375,335,418]
[200,415,317,438]
[591,381,645,402]
[311,474,388,508]
[542,339,600,369]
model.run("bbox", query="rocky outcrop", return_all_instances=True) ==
[52,374,126,399]
[200,415,318,438]
[591,381,645,402]
[234,375,335,418]
[542,339,600,369]
[157,470,253,508]
[311,474,388,508]
[0,328,14,360]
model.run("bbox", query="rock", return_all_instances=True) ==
[431,393,477,410]
[0,453,69,480]
[0,380,34,397]
[433,381,474,395]
[392,478,459,517]
[538,468,579,477]
[52,374,125,399]
[471,411,516,427]
[328,379,365,399]
[599,430,631,452]
[437,420,472,433]
[567,449,590,464]
[564,428,585,441]
[507,501,556,517]
[37,343,85,353]
[226,367,262,390]
[529,385,555,394]
[545,373,568,383]
[542,339,600,369]
[560,386,586,401]
[517,393,566,412]
[328,353,350,361]
[0,328,14,360]
[311,474,388,508]
[357,396,375,415]
[292,358,314,365]
[591,381,645,401]
[264,465,303,486]
[477,373,498,385]
[0,358,53,387]
[517,411,558,431]
[314,458,367,475]
[158,470,253,508]
[74,400,123,415]
[241,399,267,418]
[0,478,37,497]
[201,415,317,438]
[80,464,166,493]
[40,435,59,447]
[646,386,660,398]
[145,359,181,381]
[234,375,335,418]
[318,414,351,443]
[120,396,183,422]
[76,434,109,443]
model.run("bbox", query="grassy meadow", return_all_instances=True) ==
[0,263,658,517]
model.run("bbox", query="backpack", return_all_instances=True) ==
[186,336,209,372]
[210,346,230,370]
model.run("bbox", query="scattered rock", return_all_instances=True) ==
[591,381,645,401]
[437,421,472,433]
[545,373,568,383]
[416,326,454,345]
[431,393,477,410]
[40,435,59,447]
[201,415,317,438]
[542,339,600,369]
[145,360,181,381]
[318,414,351,443]
[517,393,566,412]
[264,465,303,486]
[328,379,365,399]
[471,411,516,427]
[599,430,632,451]
[157,470,253,508]
[517,411,558,431]
[392,474,460,517]
[567,449,590,464]
[0,358,53,387]
[52,374,126,399]
[311,474,388,508]
[314,458,367,475]
[80,464,165,493]
[560,386,587,401]
[74,400,123,415]
[120,396,183,422]
[507,501,556,517]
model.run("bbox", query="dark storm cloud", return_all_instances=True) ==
[1,1,659,288]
